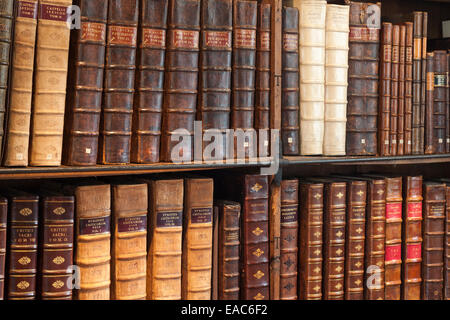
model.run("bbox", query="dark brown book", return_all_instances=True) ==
[64,0,108,166]
[160,0,201,162]
[397,25,406,155]
[379,22,392,156]
[389,25,400,156]
[214,200,241,300]
[420,12,428,154]
[433,51,448,154]
[404,22,413,154]
[445,184,450,300]
[280,179,298,300]
[131,0,169,164]
[99,0,139,164]
[422,182,446,300]
[197,0,232,161]
[447,52,450,154]
[299,181,324,300]
[402,176,423,300]
[425,52,434,154]
[0,196,6,300]
[412,12,422,154]
[211,206,218,300]
[346,1,380,156]
[281,6,299,156]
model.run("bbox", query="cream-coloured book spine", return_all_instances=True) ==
[323,4,349,156]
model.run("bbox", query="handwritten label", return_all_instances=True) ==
[281,205,298,223]
[109,26,137,46]
[81,22,106,42]
[407,202,422,218]
[39,4,69,22]
[235,29,256,48]
[191,207,212,224]
[156,211,182,228]
[386,202,402,220]
[407,243,421,260]
[142,28,166,48]
[118,216,147,233]
[171,29,199,49]
[18,1,38,19]
[349,27,379,41]
[204,31,231,48]
[385,244,401,262]
[283,34,298,51]
[260,31,270,50]
[79,216,110,235]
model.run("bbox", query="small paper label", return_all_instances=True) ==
[281,204,298,223]
[264,140,269,147]
[156,211,182,228]
[109,26,137,46]
[81,22,106,42]
[361,139,366,144]
[85,148,91,154]
[46,154,52,160]
[385,244,401,262]
[142,28,166,48]
[204,31,231,48]
[79,216,110,235]
[16,153,23,160]
[235,29,256,48]
[18,1,38,19]
[408,140,412,145]
[191,207,212,224]
[39,4,69,22]
[399,139,404,144]
[118,216,147,233]
[439,139,444,144]
[171,29,199,49]
[288,137,293,144]
[386,203,402,220]
[407,243,421,260]
[385,140,389,145]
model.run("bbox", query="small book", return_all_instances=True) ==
[0,196,6,300]
[379,22,392,156]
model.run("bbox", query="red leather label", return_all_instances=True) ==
[283,34,298,51]
[10,227,38,245]
[39,4,69,22]
[349,27,379,41]
[407,202,422,218]
[191,207,212,224]
[281,205,298,223]
[44,225,73,245]
[118,216,147,233]
[407,243,421,260]
[109,26,137,46]
[204,31,231,48]
[81,22,106,42]
[386,202,402,220]
[235,29,256,48]
[385,244,401,262]
[79,216,110,235]
[18,1,38,19]
[171,29,199,49]
[142,28,166,48]
[156,211,182,228]
[260,31,270,50]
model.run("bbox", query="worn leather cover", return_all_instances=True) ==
[29,0,72,166]
[182,177,214,300]
[280,179,298,300]
[0,197,6,299]
[64,0,108,166]
[445,184,450,300]
[433,51,448,154]
[111,183,147,300]
[425,52,434,154]
[323,4,349,156]
[422,182,446,300]
[146,178,183,300]
[447,52,450,154]
[420,12,428,154]
[389,25,400,156]
[214,200,241,300]
[412,12,422,154]
[402,176,422,300]
[346,1,380,156]
[404,22,413,154]
[211,206,218,300]
[299,181,324,300]
[3,0,33,166]
[281,7,299,156]
[379,22,392,156]
[397,25,406,155]
[99,0,139,164]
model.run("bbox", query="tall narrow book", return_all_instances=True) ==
[447,52,450,154]
[0,197,6,299]
[379,22,392,156]
[404,22,413,154]
[445,183,450,300]
[425,52,434,154]
[389,25,400,155]
[433,51,448,154]
[397,25,406,155]
[419,12,428,154]
[412,12,422,154]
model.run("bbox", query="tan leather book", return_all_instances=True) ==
[404,22,413,154]
[389,25,400,155]
[29,0,72,166]
[146,178,183,300]
[269,177,280,300]
[397,25,406,155]
[111,183,147,300]
[379,22,392,156]
[182,177,214,300]
[3,0,38,166]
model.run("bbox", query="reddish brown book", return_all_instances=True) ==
[379,22,392,156]
[425,52,434,154]
[419,12,428,154]
[445,183,450,300]
[404,22,414,154]
[397,25,406,155]
[446,52,450,154]
[0,197,6,300]
[412,12,422,154]
[389,25,400,156]
[433,51,448,154]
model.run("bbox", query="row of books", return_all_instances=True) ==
[0,173,449,300]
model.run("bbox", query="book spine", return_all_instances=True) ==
[402,176,423,300]
[412,11,422,154]
[447,52,450,153]
[281,7,299,156]
[0,197,6,299]
[111,184,147,300]
[40,196,74,300]
[379,22,392,156]
[404,22,413,154]
[425,52,434,154]
[211,206,218,300]
[445,185,450,300]
[433,51,448,154]
[280,179,298,300]
[3,0,33,166]
[397,25,406,155]
[345,180,367,300]
[389,25,400,156]
[420,12,428,154]
[99,0,139,164]
[131,0,168,164]
[64,0,108,166]
[29,0,72,166]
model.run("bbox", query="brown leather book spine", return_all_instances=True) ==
[420,12,428,154]
[445,185,450,300]
[389,25,400,156]
[412,12,422,154]
[422,182,446,300]
[346,1,380,156]
[397,25,406,155]
[364,179,386,300]
[280,179,298,300]
[433,51,448,154]
[299,182,324,300]
[379,22,392,156]
[402,176,423,300]
[131,0,168,164]
[211,206,218,300]
[40,195,74,300]
[345,180,367,300]
[0,197,6,300]
[197,0,232,161]
[281,7,299,156]
[215,200,241,300]
[64,0,108,166]
[160,0,200,162]
[447,52,450,154]
[241,175,269,300]
[425,52,434,154]
[99,0,139,164]
[404,22,413,155]
[111,183,147,300]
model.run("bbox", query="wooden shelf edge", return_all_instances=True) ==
[282,154,450,165]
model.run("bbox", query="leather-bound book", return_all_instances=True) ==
[433,51,448,154]
[146,178,183,300]
[323,4,349,156]
[161,0,201,162]
[420,12,428,154]
[255,2,270,157]
[99,0,139,164]
[214,200,241,300]
[445,183,450,300]
[447,52,450,154]
[111,183,147,300]
[346,1,380,156]
[281,7,299,156]
[412,12,422,154]
[402,176,422,300]
[422,182,446,300]
[182,177,214,300]
[404,22,413,155]
[231,0,257,159]
[397,25,406,155]
[298,181,324,300]
[197,0,232,161]
[63,0,108,166]
[280,179,298,300]
[379,22,392,156]
[425,52,434,154]
[389,25,400,156]
[131,0,168,164]
[29,0,72,166]
[3,0,33,167]
[0,197,6,299]
[211,206,218,300]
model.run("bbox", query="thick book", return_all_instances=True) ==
[389,25,400,156]
[422,182,446,300]
[346,1,380,156]
[402,176,423,300]
[146,178,183,300]
[298,181,324,300]
[111,183,147,300]
[425,52,434,154]
[131,0,168,164]
[323,4,349,156]
[280,179,298,300]
[160,0,201,162]
[29,0,72,166]
[99,0,139,164]
[445,183,450,300]
[63,0,108,166]
[404,22,413,154]
[0,197,6,299]
[397,25,406,155]
[281,6,299,156]
[433,51,448,154]
[412,12,422,154]
[419,12,428,154]
[379,22,392,156]
[182,177,214,300]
